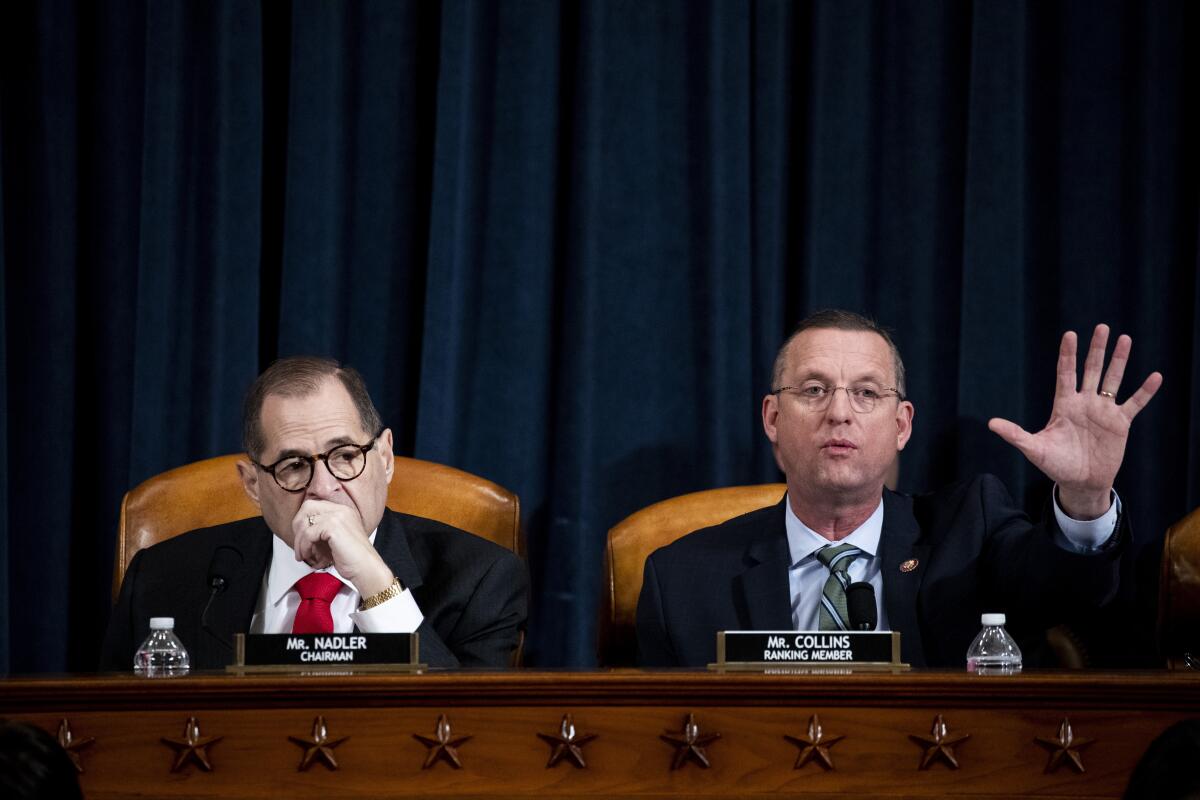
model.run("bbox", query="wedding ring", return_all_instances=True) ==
[1099,390,1115,399]
[307,513,317,527]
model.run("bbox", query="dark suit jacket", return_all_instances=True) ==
[101,509,528,670]
[636,475,1126,668]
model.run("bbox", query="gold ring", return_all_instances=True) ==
[1099,390,1115,399]
[307,513,317,527]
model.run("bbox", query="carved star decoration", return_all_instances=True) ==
[660,713,721,770]
[161,716,222,772]
[537,713,598,768]
[909,714,970,770]
[56,719,94,773]
[413,714,472,769]
[288,715,349,771]
[1035,717,1094,774]
[784,714,845,770]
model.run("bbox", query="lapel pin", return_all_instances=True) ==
[899,559,919,573]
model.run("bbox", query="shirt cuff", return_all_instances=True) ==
[348,587,424,633]
[1052,486,1121,552]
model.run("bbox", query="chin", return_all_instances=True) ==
[813,470,872,495]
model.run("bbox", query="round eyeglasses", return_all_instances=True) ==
[772,384,905,414]
[254,433,382,492]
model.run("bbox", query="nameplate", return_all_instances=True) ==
[713,630,904,669]
[229,633,422,672]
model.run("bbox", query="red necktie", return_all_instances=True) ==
[291,572,343,634]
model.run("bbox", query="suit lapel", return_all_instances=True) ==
[371,510,424,592]
[196,520,273,667]
[736,499,794,630]
[879,489,930,667]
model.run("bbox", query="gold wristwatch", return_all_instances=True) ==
[359,577,403,610]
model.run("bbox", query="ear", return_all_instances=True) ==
[379,428,395,484]
[895,400,915,451]
[236,458,263,509]
[762,393,780,444]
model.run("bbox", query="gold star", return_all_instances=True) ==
[1035,717,1094,773]
[784,714,845,770]
[909,714,970,770]
[413,714,472,769]
[288,715,349,771]
[537,714,598,768]
[56,719,94,774]
[161,717,222,772]
[660,713,721,770]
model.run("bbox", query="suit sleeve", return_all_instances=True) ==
[99,550,144,672]
[980,475,1125,619]
[636,554,678,667]
[418,550,528,669]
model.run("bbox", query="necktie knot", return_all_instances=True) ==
[815,543,863,574]
[296,572,342,603]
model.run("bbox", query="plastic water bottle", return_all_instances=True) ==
[965,613,1022,674]
[134,617,191,676]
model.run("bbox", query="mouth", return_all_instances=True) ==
[821,439,858,455]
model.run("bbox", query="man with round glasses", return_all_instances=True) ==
[638,309,1162,667]
[102,357,527,669]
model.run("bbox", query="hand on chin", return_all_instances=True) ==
[291,499,369,570]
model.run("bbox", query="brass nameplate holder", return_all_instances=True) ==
[227,633,426,673]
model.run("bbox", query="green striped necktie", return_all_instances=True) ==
[815,543,865,631]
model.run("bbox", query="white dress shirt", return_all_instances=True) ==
[784,488,1121,631]
[248,529,424,634]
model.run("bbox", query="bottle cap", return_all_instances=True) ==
[149,617,175,629]
[981,613,1006,626]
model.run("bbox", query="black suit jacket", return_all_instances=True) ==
[101,509,528,670]
[636,475,1126,668]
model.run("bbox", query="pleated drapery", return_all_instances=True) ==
[1,0,1197,671]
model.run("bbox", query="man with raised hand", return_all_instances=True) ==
[637,309,1161,667]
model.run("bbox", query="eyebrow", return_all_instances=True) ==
[796,369,887,386]
[269,435,361,462]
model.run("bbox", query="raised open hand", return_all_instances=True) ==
[987,324,1162,519]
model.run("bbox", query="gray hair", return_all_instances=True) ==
[242,356,382,460]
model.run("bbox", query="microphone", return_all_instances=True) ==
[200,545,244,650]
[845,581,878,631]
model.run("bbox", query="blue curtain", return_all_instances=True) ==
[2,0,1197,672]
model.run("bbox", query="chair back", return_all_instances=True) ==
[114,454,521,602]
[599,483,786,665]
[1159,505,1200,670]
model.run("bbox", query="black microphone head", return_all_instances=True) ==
[845,581,878,631]
[206,545,244,592]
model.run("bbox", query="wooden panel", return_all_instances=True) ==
[2,670,1197,799]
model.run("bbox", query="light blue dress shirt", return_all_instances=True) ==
[784,488,1121,631]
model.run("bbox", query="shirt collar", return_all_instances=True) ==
[784,494,884,568]
[265,527,378,608]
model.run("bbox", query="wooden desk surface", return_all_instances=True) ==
[3,669,1197,798]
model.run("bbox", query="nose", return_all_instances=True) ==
[305,458,343,499]
[824,386,855,421]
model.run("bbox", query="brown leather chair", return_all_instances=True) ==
[598,483,786,665]
[114,454,522,602]
[1158,505,1200,670]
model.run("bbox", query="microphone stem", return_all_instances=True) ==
[200,585,233,650]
